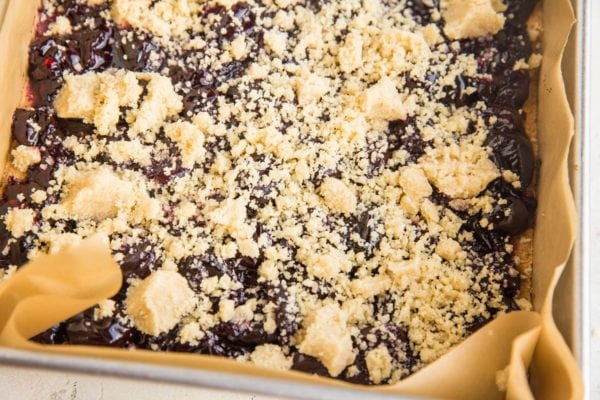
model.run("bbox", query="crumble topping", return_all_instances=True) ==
[6,0,540,385]
[441,0,507,40]
[125,270,196,335]
[48,15,73,35]
[366,345,393,384]
[55,71,182,136]
[11,145,41,173]
[298,304,355,376]
[5,208,35,238]
[419,144,500,199]
[94,299,117,320]
[361,76,407,122]
[250,344,293,371]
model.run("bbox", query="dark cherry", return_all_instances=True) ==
[3,182,44,204]
[348,212,382,258]
[464,214,508,255]
[231,255,262,287]
[77,27,113,71]
[493,70,531,109]
[7,233,36,267]
[179,252,229,289]
[447,75,478,107]
[117,241,157,280]
[292,353,331,377]
[65,309,132,346]
[29,37,66,81]
[29,79,64,106]
[31,323,67,344]
[483,105,525,136]
[12,108,46,146]
[342,325,416,385]
[195,329,252,358]
[466,314,492,333]
[61,0,110,27]
[111,30,165,72]
[489,197,530,235]
[504,0,538,26]
[388,118,429,162]
[502,272,521,299]
[485,133,535,188]
[131,327,196,351]
[213,320,276,345]
[29,164,55,189]
[406,0,440,26]
[55,117,95,137]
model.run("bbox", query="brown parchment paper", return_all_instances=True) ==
[0,0,582,398]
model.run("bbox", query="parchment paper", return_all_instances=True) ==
[0,0,582,398]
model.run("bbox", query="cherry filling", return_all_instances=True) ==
[4,0,541,384]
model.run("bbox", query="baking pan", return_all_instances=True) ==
[0,0,587,399]
[557,0,591,396]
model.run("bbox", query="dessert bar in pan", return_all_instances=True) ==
[0,0,549,389]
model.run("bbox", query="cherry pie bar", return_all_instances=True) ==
[0,0,541,385]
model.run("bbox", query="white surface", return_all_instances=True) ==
[587,0,600,398]
[0,366,280,400]
[1,5,599,400]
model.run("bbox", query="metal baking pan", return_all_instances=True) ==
[557,0,591,397]
[0,1,589,399]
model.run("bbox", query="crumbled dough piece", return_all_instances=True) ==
[360,76,406,121]
[385,257,420,281]
[219,298,236,322]
[179,321,204,345]
[420,24,444,46]
[5,208,35,238]
[366,345,393,384]
[31,190,47,204]
[419,143,499,199]
[209,197,253,239]
[55,70,143,135]
[435,237,465,261]
[319,178,357,215]
[264,29,287,57]
[94,299,116,320]
[228,35,248,60]
[304,250,351,280]
[112,0,198,37]
[129,73,183,135]
[250,344,293,371]
[350,275,391,299]
[338,30,363,73]
[58,167,152,221]
[294,72,330,106]
[11,145,41,173]
[399,166,432,200]
[55,71,182,136]
[48,15,72,35]
[377,29,431,64]
[441,0,506,40]
[107,140,152,166]
[164,121,205,168]
[126,270,196,335]
[298,304,355,377]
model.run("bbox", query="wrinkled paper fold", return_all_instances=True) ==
[0,0,582,398]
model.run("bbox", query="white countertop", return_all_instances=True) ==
[2,3,599,400]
